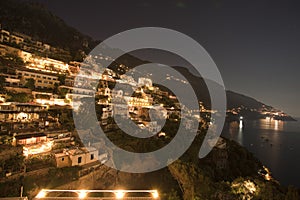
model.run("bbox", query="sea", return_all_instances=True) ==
[221,117,300,187]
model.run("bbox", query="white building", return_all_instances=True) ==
[98,87,111,97]
[111,89,123,98]
[16,69,60,89]
[138,77,153,87]
[0,102,47,122]
[101,105,113,120]
[55,147,99,168]
[10,34,24,44]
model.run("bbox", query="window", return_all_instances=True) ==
[78,157,82,164]
[91,154,94,160]
[62,158,64,161]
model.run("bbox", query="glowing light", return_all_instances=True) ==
[243,180,256,193]
[274,120,279,130]
[115,190,125,199]
[265,173,271,181]
[152,190,159,199]
[239,120,243,129]
[36,190,47,198]
[78,190,87,199]
[23,141,54,157]
[158,132,166,137]
[34,189,160,199]
[263,166,272,181]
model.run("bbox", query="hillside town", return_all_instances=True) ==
[0,25,211,180]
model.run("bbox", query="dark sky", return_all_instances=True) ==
[38,0,300,117]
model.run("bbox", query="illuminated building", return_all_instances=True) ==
[138,77,153,87]
[16,69,60,89]
[0,102,48,122]
[23,140,54,157]
[54,147,99,168]
[13,132,48,146]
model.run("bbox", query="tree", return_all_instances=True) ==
[4,53,24,66]
[53,82,59,94]
[58,87,68,98]
[24,78,35,90]
[3,153,24,173]
[58,74,66,85]
[0,76,6,92]
[0,135,12,145]
[285,186,299,200]
[167,189,181,200]
[7,93,33,103]
[76,97,98,129]
[58,108,75,131]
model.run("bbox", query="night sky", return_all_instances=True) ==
[38,0,300,117]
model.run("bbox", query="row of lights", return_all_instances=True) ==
[36,189,159,199]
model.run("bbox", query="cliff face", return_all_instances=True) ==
[166,137,283,200]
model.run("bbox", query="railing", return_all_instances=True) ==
[33,190,160,200]
[34,197,156,200]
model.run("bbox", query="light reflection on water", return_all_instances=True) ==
[260,118,283,131]
[222,118,300,187]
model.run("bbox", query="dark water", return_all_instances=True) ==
[221,118,300,187]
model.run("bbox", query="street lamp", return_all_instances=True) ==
[36,190,47,198]
[78,190,87,199]
[115,190,125,199]
[152,190,159,199]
